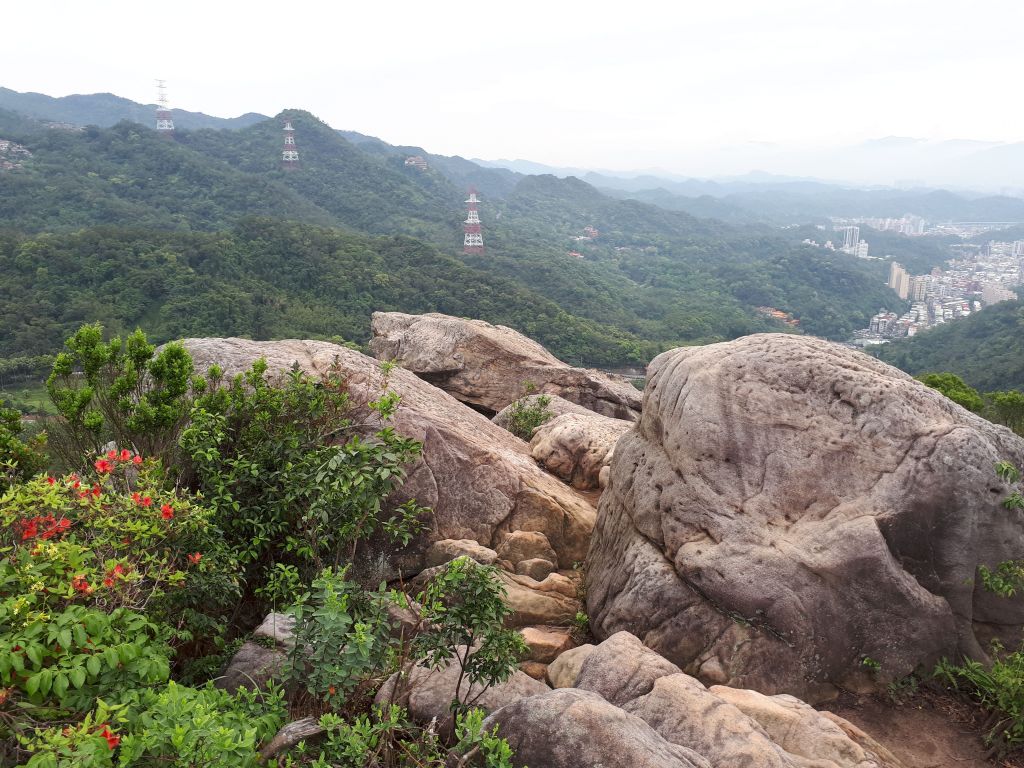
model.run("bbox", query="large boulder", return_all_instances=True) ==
[376,659,548,734]
[369,312,641,420]
[484,689,712,768]
[587,333,1024,701]
[487,632,903,768]
[530,411,633,490]
[181,338,595,571]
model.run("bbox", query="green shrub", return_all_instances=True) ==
[504,391,553,441]
[46,325,198,471]
[180,358,428,608]
[0,399,46,492]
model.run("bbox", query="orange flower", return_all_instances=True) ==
[94,459,113,474]
[98,725,120,750]
[132,455,143,466]
[160,504,174,520]
[106,449,117,460]
[119,449,131,461]
[187,552,202,565]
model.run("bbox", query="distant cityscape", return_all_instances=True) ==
[851,238,1022,347]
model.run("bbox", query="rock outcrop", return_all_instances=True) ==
[369,312,641,420]
[485,632,903,768]
[587,334,1024,701]
[529,410,632,490]
[181,338,595,572]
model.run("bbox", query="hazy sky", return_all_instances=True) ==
[5,0,1023,174]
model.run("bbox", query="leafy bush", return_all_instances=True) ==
[0,399,46,492]
[504,390,553,441]
[918,372,985,412]
[46,325,198,470]
[180,358,428,610]
[936,650,1024,755]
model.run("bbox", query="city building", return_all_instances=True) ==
[888,262,910,300]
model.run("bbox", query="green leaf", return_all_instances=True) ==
[86,655,101,677]
[25,673,41,697]
[69,667,86,689]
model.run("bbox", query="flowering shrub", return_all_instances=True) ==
[0,449,237,632]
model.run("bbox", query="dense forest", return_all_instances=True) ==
[0,104,908,369]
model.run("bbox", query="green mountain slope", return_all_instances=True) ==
[0,102,906,363]
[873,300,1024,391]
[0,220,646,366]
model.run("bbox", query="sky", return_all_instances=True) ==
[4,0,1024,179]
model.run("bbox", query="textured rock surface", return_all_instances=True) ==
[376,659,548,733]
[498,571,581,627]
[181,338,595,570]
[530,411,633,490]
[587,334,1024,701]
[488,632,902,768]
[369,312,641,419]
[484,689,712,768]
[546,643,595,688]
[424,539,497,567]
[496,530,558,568]
[515,557,555,581]
[217,642,286,694]
[712,686,902,767]
[519,626,576,663]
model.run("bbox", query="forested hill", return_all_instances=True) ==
[0,104,904,364]
[0,221,648,366]
[873,299,1024,391]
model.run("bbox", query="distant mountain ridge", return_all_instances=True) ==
[0,87,267,130]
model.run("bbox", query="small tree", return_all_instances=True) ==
[46,324,197,470]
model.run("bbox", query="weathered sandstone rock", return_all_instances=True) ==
[546,643,595,688]
[218,642,286,694]
[484,689,712,768]
[587,333,1024,701]
[424,539,497,567]
[519,626,575,663]
[376,659,548,733]
[369,312,641,419]
[530,411,632,490]
[518,661,548,681]
[515,557,555,581]
[498,571,581,627]
[575,631,684,707]
[495,530,558,568]
[181,338,595,570]
[711,686,903,767]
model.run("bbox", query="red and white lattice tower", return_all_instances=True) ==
[281,120,299,170]
[463,188,484,254]
[155,80,175,136]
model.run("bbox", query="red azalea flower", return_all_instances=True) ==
[141,496,152,507]
[71,575,92,594]
[46,476,55,485]
[131,492,142,504]
[103,576,115,588]
[132,455,143,466]
[113,563,125,575]
[58,519,71,530]
[21,522,38,540]
[106,449,117,460]
[160,504,174,520]
[98,725,120,750]
[119,448,131,461]
[94,459,113,474]
[91,484,102,497]
[187,552,202,565]
[72,479,81,490]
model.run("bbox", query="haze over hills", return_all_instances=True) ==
[1,85,1021,389]
[0,91,913,368]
